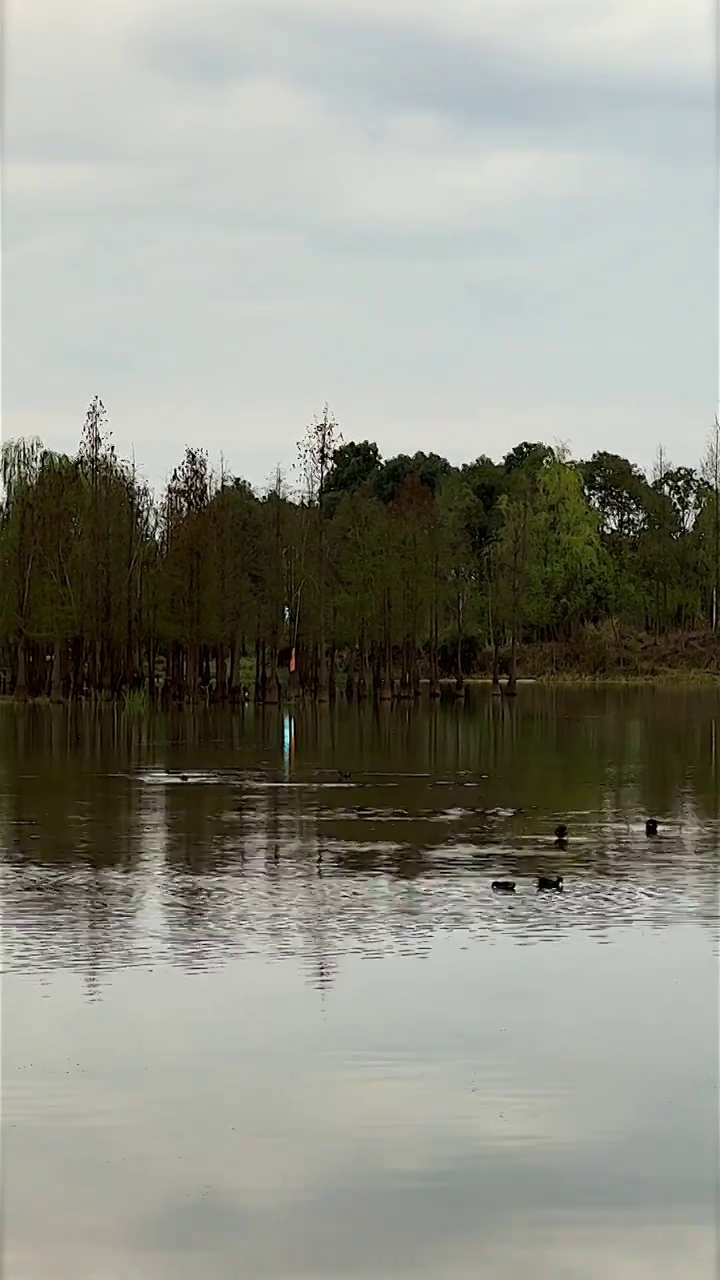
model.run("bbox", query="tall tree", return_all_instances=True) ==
[297,405,342,698]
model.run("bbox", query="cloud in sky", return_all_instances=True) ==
[3,0,715,491]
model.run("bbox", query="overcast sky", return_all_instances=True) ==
[3,0,716,493]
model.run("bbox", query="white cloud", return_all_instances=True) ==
[140,0,711,80]
[2,0,714,485]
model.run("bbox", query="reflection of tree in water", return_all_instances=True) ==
[2,695,719,993]
[298,836,338,995]
[82,867,120,1001]
[162,779,252,970]
[2,711,145,988]
[164,874,223,970]
[2,859,140,991]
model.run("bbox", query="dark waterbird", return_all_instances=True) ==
[554,823,568,842]
[491,880,516,893]
[337,770,352,782]
[645,818,658,837]
[537,875,563,892]
[179,773,189,783]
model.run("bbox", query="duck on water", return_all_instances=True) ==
[537,875,563,892]
[492,877,565,893]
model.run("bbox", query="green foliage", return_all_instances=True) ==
[325,440,381,496]
[1,402,718,699]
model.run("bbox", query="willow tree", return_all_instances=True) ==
[529,451,605,641]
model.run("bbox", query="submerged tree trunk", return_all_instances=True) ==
[328,642,336,700]
[428,607,440,698]
[254,637,262,702]
[215,644,228,702]
[14,637,29,700]
[187,643,201,703]
[357,621,368,699]
[316,640,329,701]
[491,641,501,694]
[266,645,280,703]
[259,639,268,703]
[378,637,393,700]
[400,638,414,699]
[455,594,465,697]
[147,641,157,702]
[412,642,421,698]
[505,631,518,696]
[50,639,64,702]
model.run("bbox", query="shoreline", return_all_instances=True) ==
[435,672,720,687]
[1,668,719,709]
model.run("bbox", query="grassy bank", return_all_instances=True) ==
[463,629,720,685]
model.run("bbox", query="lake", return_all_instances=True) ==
[1,687,718,1279]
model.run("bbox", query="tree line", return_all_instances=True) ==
[1,398,719,702]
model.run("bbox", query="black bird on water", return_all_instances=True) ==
[538,875,563,892]
[554,823,568,843]
[179,773,189,783]
[491,880,516,893]
[645,818,658,837]
[337,770,352,782]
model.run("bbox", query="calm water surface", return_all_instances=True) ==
[1,688,718,1279]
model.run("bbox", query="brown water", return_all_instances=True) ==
[1,688,718,1279]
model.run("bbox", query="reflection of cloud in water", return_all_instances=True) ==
[2,693,718,1279]
[6,1222,712,1280]
[3,924,716,1279]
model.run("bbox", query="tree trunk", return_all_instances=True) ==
[412,642,421,698]
[455,600,464,697]
[259,640,268,703]
[254,637,262,702]
[14,636,29,700]
[316,641,329,701]
[429,608,440,698]
[379,637,392,700]
[215,644,228,702]
[505,631,518,696]
[400,638,413,699]
[357,622,367,699]
[328,642,336,700]
[491,641,501,695]
[147,642,157,702]
[187,643,200,702]
[266,645,280,703]
[50,639,64,702]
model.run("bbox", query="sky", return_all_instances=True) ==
[3,0,717,494]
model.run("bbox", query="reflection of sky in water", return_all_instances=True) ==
[3,929,717,1279]
[1,692,718,1278]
